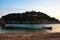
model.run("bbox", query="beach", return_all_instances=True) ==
[0,32,60,40]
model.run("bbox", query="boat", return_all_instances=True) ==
[43,26,52,30]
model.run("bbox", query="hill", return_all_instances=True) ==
[0,11,60,24]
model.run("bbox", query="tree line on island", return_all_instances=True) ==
[0,11,60,24]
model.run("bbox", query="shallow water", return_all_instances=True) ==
[0,24,60,33]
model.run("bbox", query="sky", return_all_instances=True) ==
[0,0,60,20]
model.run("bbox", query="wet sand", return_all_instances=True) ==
[0,32,60,40]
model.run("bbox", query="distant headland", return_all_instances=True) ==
[0,11,60,25]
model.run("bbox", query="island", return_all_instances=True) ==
[0,11,60,25]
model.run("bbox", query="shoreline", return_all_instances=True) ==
[0,32,60,40]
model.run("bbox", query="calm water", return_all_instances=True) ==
[0,24,60,33]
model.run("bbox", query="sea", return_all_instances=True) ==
[0,24,60,33]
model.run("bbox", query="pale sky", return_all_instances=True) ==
[0,0,60,20]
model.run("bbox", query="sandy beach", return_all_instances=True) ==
[0,32,60,40]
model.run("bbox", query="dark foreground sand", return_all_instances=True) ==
[0,32,60,40]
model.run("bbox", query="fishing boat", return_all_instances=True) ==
[43,26,52,30]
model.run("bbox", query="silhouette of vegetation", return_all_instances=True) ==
[1,11,60,24]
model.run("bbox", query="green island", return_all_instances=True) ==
[0,11,58,30]
[0,11,60,24]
